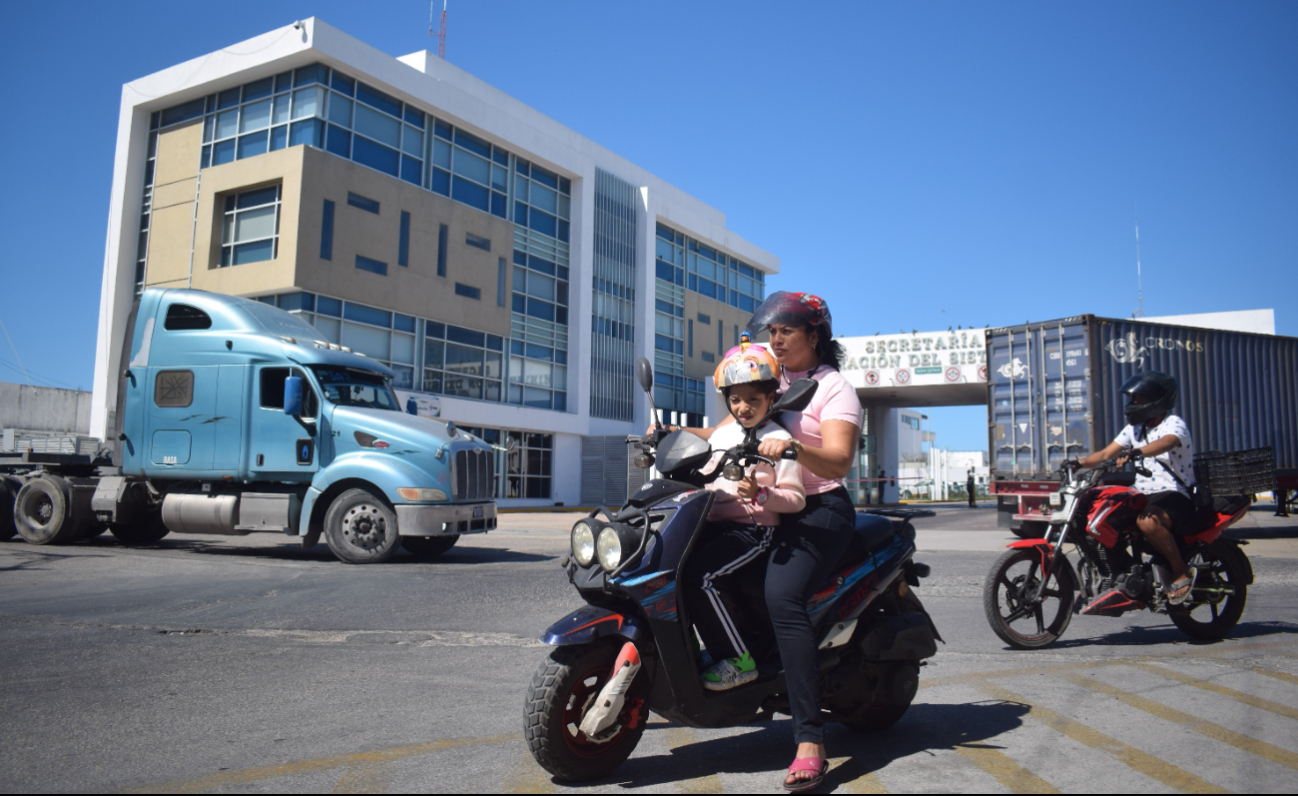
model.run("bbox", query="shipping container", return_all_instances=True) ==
[986,315,1298,532]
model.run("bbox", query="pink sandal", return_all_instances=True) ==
[783,757,828,792]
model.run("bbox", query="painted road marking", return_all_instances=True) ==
[953,743,1061,794]
[975,682,1229,794]
[1063,672,1298,772]
[330,762,389,794]
[1132,661,1298,723]
[664,726,726,793]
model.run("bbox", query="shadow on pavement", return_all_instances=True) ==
[0,544,113,571]
[1047,619,1298,649]
[568,700,1029,791]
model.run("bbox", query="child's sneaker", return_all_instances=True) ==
[702,652,757,691]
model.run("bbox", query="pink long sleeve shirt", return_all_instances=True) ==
[702,421,806,526]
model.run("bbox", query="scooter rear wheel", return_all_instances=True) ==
[525,642,648,782]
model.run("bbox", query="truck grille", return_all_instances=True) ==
[454,448,495,502]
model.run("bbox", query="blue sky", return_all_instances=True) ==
[1,1,1294,451]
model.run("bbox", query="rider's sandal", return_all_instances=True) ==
[1165,566,1198,606]
[783,757,828,792]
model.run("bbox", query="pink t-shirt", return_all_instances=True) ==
[780,366,864,496]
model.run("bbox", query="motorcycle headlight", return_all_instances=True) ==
[571,521,596,566]
[597,527,623,571]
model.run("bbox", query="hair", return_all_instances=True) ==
[809,325,845,371]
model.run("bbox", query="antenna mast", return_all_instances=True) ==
[1134,206,1144,318]
[429,0,447,59]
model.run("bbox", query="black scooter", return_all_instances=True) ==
[524,359,941,782]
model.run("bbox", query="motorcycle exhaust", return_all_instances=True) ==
[578,642,641,739]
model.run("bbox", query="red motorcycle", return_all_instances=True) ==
[984,452,1256,649]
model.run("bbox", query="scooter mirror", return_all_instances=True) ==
[636,358,654,393]
[771,378,818,415]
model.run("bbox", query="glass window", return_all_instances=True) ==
[433,138,451,168]
[354,104,400,147]
[154,370,194,408]
[455,283,481,300]
[326,126,351,158]
[240,99,271,132]
[451,149,490,184]
[215,109,239,139]
[237,132,268,159]
[465,233,491,251]
[270,125,288,151]
[404,106,424,127]
[531,166,558,189]
[453,129,491,158]
[402,126,424,157]
[219,185,280,267]
[529,210,556,237]
[289,118,323,148]
[352,136,399,176]
[343,303,391,327]
[452,177,489,211]
[292,86,324,119]
[530,184,556,213]
[355,255,387,276]
[331,72,355,96]
[347,192,380,214]
[328,94,352,126]
[294,64,328,87]
[356,82,402,117]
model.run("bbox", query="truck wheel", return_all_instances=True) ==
[14,475,86,545]
[1012,521,1048,539]
[325,488,401,564]
[402,534,460,560]
[110,513,170,545]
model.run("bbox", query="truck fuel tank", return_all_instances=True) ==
[161,491,302,535]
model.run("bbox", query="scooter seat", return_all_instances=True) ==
[852,513,896,553]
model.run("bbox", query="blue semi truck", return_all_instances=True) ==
[0,288,497,564]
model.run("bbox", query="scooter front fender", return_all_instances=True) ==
[543,604,650,646]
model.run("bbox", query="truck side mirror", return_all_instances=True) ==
[284,375,304,416]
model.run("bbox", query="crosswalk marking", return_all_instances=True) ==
[975,681,1229,794]
[1063,672,1298,772]
[1131,661,1298,723]
[330,762,388,794]
[1251,665,1298,687]
[954,744,1061,794]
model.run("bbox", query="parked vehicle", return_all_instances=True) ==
[983,451,1256,649]
[0,288,496,564]
[523,359,939,782]
[986,316,1298,538]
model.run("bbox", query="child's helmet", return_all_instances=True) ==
[714,332,781,393]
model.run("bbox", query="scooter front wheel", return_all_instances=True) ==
[525,642,648,782]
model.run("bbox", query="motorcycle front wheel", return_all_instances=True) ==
[524,642,649,782]
[984,549,1076,649]
[1169,543,1249,640]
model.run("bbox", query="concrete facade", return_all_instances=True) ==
[0,382,92,436]
[92,19,777,507]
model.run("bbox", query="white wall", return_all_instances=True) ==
[0,382,92,435]
[1141,309,1275,335]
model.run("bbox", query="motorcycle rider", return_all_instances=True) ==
[684,338,806,691]
[1076,372,1197,604]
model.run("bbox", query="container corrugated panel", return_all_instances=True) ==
[988,316,1298,480]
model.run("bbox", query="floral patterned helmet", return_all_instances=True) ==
[745,291,832,339]
[713,333,781,393]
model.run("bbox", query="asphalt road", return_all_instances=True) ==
[2,502,1297,793]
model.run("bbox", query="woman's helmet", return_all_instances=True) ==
[713,333,781,393]
[1121,371,1178,425]
[745,291,832,339]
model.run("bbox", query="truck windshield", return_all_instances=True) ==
[311,367,400,411]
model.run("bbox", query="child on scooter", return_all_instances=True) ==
[683,338,806,691]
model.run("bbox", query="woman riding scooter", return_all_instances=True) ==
[661,291,862,791]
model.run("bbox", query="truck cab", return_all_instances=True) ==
[93,287,496,562]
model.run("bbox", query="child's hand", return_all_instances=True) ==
[736,474,759,500]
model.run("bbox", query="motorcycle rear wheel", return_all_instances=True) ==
[525,642,648,782]
[984,548,1075,650]
[1169,543,1249,640]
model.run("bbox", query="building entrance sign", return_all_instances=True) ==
[840,329,988,407]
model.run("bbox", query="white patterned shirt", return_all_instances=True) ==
[1114,414,1195,496]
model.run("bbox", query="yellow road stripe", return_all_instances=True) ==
[976,682,1228,793]
[955,744,1061,794]
[829,756,890,793]
[1064,673,1298,772]
[502,754,557,794]
[127,733,519,794]
[1251,666,1298,687]
[1132,662,1298,723]
[664,726,725,793]
[331,762,389,794]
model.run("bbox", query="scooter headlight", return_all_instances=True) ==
[597,527,623,571]
[571,521,596,566]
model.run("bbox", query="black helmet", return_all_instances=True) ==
[1121,371,1178,426]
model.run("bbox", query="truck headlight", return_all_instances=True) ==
[571,521,596,566]
[597,527,622,570]
[397,488,448,502]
